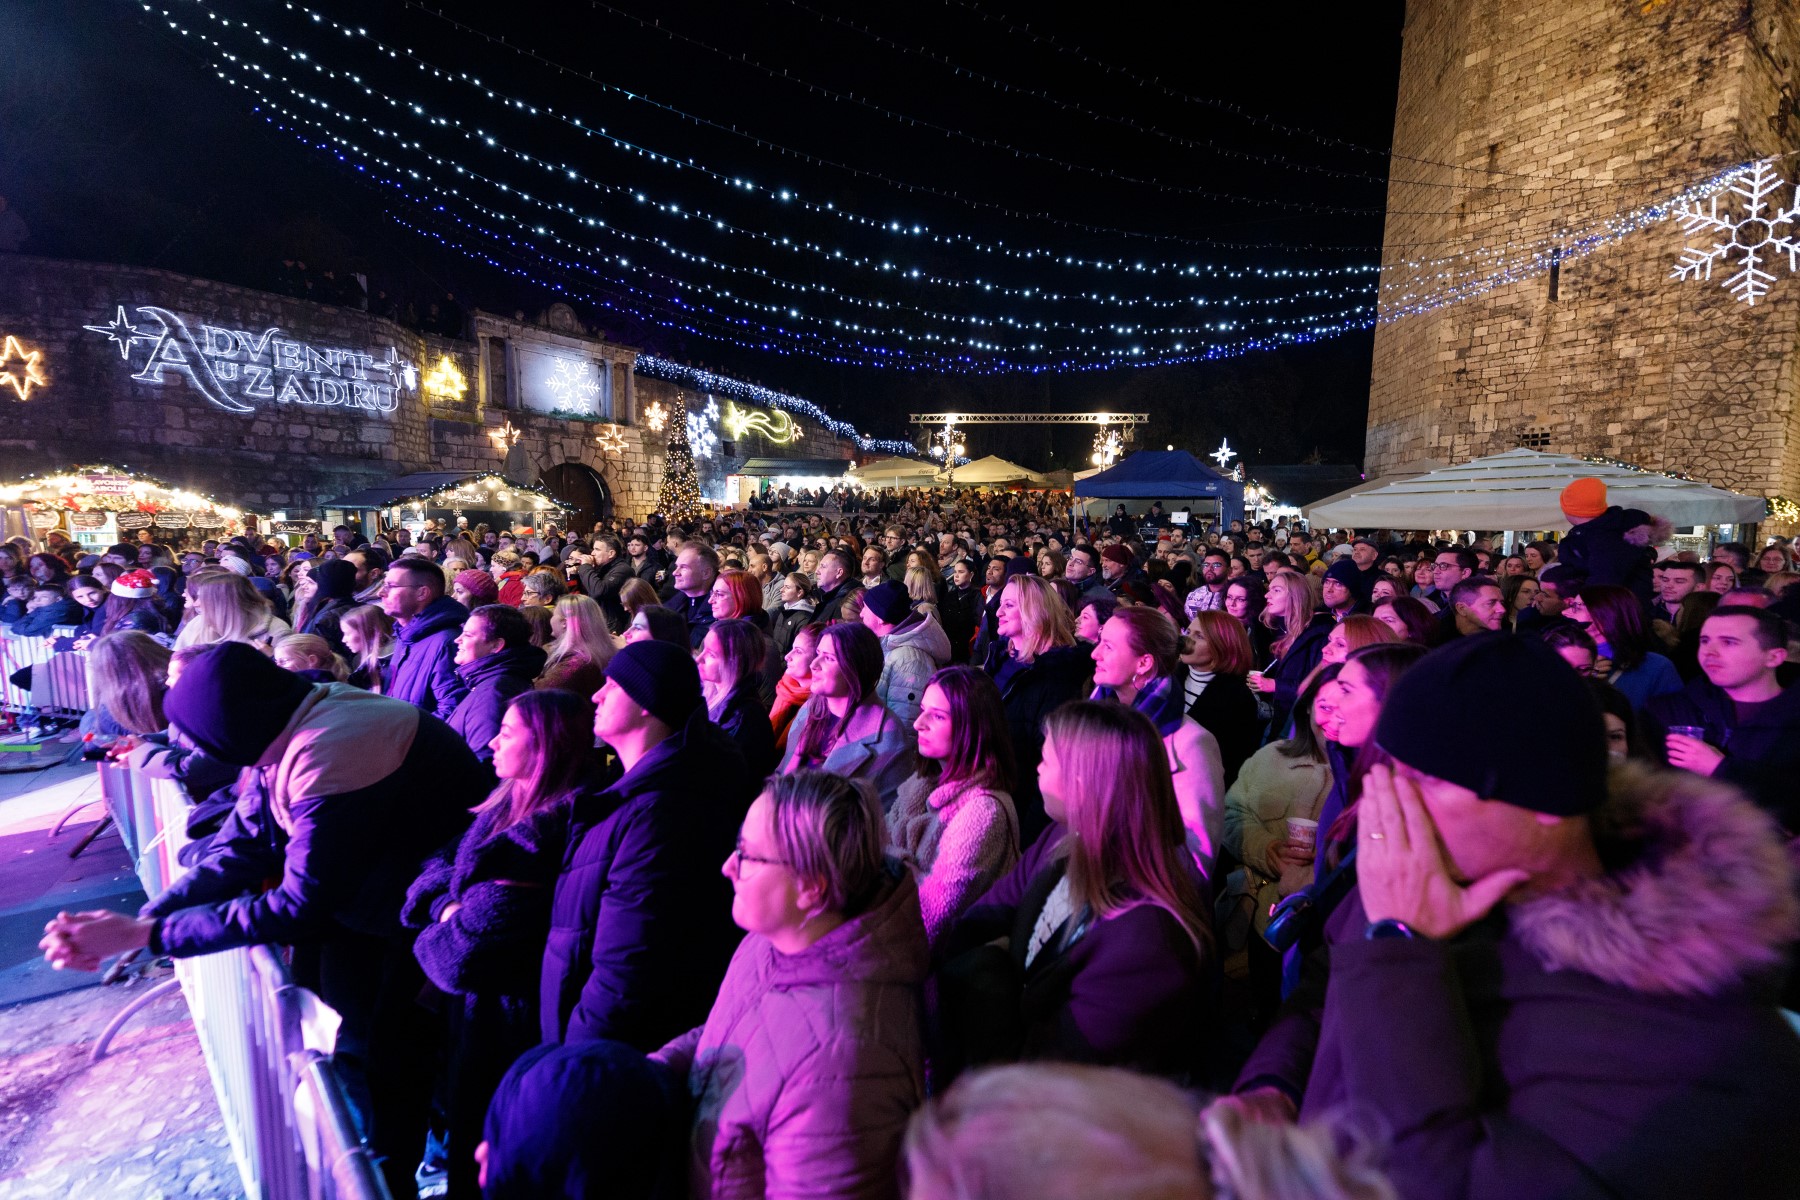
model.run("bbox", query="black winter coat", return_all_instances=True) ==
[577,558,636,634]
[988,642,1092,848]
[940,584,982,664]
[541,713,757,1049]
[711,679,778,781]
[1556,505,1660,605]
[1185,671,1261,786]
[448,644,549,770]
[146,702,485,955]
[1644,676,1800,833]
[1265,614,1332,740]
[403,795,571,1003]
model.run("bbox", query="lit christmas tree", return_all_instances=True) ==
[658,400,702,521]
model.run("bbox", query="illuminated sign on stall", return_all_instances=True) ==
[0,335,46,400]
[84,304,416,415]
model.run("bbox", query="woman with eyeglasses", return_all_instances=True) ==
[654,770,927,1200]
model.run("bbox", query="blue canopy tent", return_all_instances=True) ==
[1073,450,1245,533]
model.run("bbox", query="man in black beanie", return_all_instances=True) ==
[542,640,756,1050]
[42,642,486,1198]
[1227,633,1800,1200]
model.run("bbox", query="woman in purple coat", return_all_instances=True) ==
[937,699,1213,1084]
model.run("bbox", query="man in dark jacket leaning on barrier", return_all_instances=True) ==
[1222,633,1800,1200]
[541,638,758,1050]
[41,642,487,1198]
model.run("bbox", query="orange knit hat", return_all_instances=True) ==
[1559,477,1608,519]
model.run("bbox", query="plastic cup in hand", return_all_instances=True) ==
[1286,817,1318,858]
[1668,725,1707,743]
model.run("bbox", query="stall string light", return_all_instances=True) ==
[0,463,252,521]
[173,0,1633,258]
[399,473,572,513]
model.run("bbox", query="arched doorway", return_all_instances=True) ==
[539,462,612,532]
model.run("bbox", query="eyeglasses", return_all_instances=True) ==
[728,836,786,871]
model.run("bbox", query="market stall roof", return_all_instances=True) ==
[0,464,256,516]
[935,455,1052,487]
[846,455,941,485]
[1073,450,1241,501]
[323,471,569,512]
[1303,449,1767,530]
[737,457,855,478]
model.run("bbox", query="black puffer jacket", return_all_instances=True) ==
[447,644,549,770]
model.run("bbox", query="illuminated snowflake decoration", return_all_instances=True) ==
[545,358,601,409]
[1672,160,1800,305]
[702,395,720,423]
[643,399,670,433]
[687,409,719,460]
[594,423,628,454]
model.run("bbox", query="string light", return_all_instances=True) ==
[658,403,702,520]
[155,1,1754,375]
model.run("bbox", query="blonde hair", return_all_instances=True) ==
[906,1063,1395,1200]
[1002,574,1075,660]
[544,594,617,677]
[184,572,277,648]
[87,631,172,734]
[273,632,349,681]
[905,565,938,607]
[1260,569,1317,659]
[338,605,394,690]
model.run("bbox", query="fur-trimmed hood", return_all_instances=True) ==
[1622,513,1675,548]
[1510,763,1799,997]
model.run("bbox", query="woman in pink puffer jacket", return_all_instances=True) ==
[654,771,928,1200]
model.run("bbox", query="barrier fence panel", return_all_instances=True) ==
[103,763,391,1200]
[0,634,91,719]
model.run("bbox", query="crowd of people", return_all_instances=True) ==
[21,472,1800,1200]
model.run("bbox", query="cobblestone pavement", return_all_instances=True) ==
[0,758,240,1199]
[0,978,241,1199]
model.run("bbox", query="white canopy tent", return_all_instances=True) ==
[935,455,1053,488]
[1304,449,1767,530]
[845,456,941,488]
[1301,460,1447,518]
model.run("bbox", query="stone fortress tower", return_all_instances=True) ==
[1366,0,1800,525]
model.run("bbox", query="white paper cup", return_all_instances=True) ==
[1287,817,1318,855]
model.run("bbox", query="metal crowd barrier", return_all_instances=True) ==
[96,763,392,1200]
[0,632,92,717]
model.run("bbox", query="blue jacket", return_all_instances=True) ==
[10,596,84,638]
[446,643,547,770]
[384,594,470,716]
[542,712,756,1048]
[145,689,485,955]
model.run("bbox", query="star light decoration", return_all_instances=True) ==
[422,355,468,401]
[1210,439,1236,471]
[594,423,628,454]
[1672,159,1800,305]
[83,306,153,360]
[0,336,47,401]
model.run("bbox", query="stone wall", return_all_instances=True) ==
[0,256,858,525]
[1366,1,1800,528]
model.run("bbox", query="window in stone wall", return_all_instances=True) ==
[518,347,611,421]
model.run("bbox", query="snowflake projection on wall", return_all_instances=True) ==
[687,407,720,459]
[1671,159,1800,305]
[544,357,601,410]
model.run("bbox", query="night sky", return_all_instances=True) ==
[1,0,1406,466]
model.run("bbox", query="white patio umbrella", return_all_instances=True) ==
[845,456,941,487]
[1304,449,1766,530]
